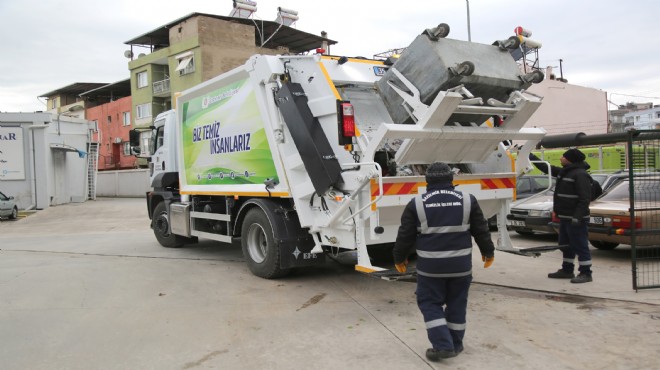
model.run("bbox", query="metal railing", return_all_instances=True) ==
[153,78,170,95]
[629,130,660,290]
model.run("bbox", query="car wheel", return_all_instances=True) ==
[241,207,290,279]
[589,240,619,250]
[9,207,18,220]
[515,230,535,236]
[153,202,185,248]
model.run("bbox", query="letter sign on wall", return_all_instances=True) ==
[0,126,25,180]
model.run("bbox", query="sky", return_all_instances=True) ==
[1,0,659,112]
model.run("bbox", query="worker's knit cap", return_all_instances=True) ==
[426,162,453,184]
[563,148,586,163]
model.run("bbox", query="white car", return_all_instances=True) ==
[0,191,18,220]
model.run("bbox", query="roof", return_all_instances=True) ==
[39,83,108,98]
[79,79,131,99]
[124,12,336,54]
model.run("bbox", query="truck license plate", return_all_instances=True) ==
[589,217,603,225]
[373,66,387,76]
[508,220,525,227]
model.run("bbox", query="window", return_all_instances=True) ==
[175,52,195,76]
[656,112,660,119]
[137,71,148,88]
[123,111,131,126]
[50,98,57,109]
[123,142,132,156]
[107,115,112,124]
[136,103,152,119]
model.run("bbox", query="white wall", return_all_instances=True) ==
[525,79,608,135]
[96,169,150,197]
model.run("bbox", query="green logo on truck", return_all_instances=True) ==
[181,78,278,186]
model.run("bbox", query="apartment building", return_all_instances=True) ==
[124,12,335,156]
[81,79,135,170]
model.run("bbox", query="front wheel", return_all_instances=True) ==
[153,202,185,248]
[9,207,18,220]
[589,240,619,250]
[241,207,290,279]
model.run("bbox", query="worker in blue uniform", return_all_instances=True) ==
[393,162,495,362]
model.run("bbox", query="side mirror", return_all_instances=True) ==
[131,146,141,155]
[129,129,141,147]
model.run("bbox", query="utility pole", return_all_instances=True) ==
[466,0,472,41]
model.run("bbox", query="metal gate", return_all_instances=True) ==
[628,130,660,290]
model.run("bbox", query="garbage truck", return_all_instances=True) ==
[136,22,547,279]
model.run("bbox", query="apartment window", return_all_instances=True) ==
[123,111,131,126]
[137,71,148,88]
[123,142,131,156]
[175,51,195,76]
[136,103,152,119]
[635,116,640,122]
[656,112,660,119]
[50,98,57,109]
[107,115,112,124]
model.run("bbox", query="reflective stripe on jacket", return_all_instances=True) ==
[414,189,473,278]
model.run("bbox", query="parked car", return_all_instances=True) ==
[507,188,555,235]
[506,172,616,236]
[0,191,18,220]
[488,174,554,229]
[584,178,660,250]
[515,174,554,199]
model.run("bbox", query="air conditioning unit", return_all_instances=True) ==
[114,137,122,144]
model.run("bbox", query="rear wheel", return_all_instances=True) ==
[153,202,185,248]
[589,240,619,250]
[9,207,18,220]
[241,207,289,279]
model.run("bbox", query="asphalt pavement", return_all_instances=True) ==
[1,198,658,370]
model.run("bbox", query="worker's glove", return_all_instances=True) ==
[571,218,580,226]
[482,256,494,268]
[395,259,408,273]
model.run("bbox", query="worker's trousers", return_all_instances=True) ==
[416,274,472,351]
[558,219,592,274]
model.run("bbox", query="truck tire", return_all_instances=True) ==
[241,207,290,279]
[9,207,18,220]
[153,202,185,248]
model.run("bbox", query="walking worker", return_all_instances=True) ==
[393,162,495,362]
[529,148,593,283]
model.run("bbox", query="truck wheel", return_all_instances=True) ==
[153,202,185,248]
[241,208,290,279]
[9,207,18,220]
[589,240,619,250]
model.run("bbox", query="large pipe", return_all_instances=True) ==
[537,131,659,149]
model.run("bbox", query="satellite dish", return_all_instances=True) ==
[138,53,146,58]
[124,50,133,59]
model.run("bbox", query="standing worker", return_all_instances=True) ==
[393,162,495,362]
[529,148,593,283]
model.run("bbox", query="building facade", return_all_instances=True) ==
[124,12,334,156]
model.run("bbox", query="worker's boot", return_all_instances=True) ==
[570,273,593,284]
[547,269,575,279]
[426,348,457,362]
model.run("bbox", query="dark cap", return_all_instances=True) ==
[426,162,453,184]
[562,148,586,163]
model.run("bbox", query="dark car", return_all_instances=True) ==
[0,191,18,220]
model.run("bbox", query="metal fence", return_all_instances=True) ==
[629,130,660,290]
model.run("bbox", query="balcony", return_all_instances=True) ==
[153,78,170,97]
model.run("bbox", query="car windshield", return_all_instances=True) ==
[599,179,660,202]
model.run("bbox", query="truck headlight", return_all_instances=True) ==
[528,210,551,217]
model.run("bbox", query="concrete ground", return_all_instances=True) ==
[0,198,658,370]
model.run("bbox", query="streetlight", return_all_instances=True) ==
[57,105,85,136]
[466,0,472,42]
